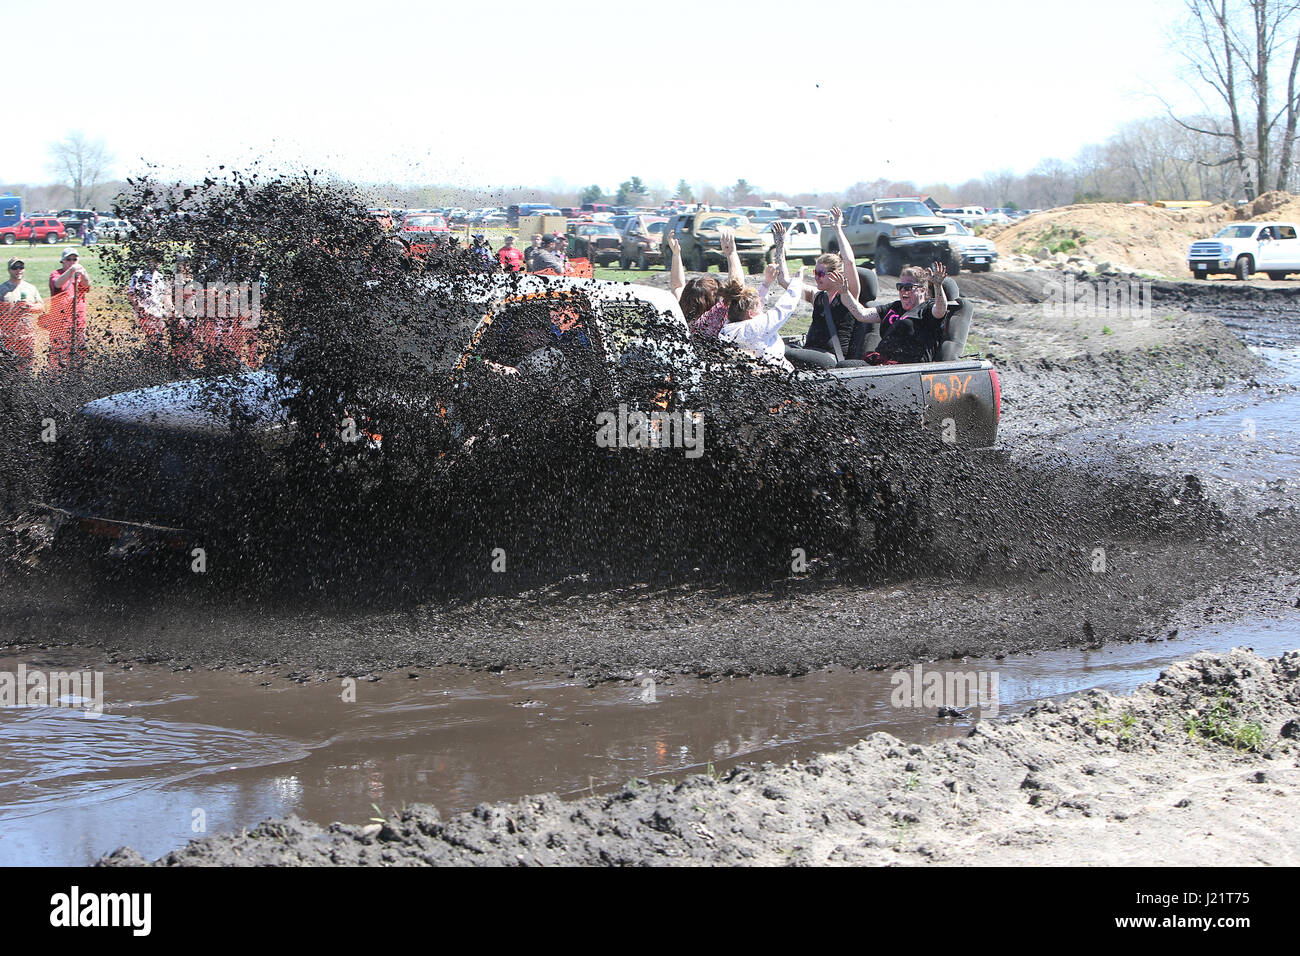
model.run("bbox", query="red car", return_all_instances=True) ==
[0,217,67,245]
[400,213,449,235]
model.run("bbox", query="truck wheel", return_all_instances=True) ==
[637,253,649,270]
[619,255,630,270]
[746,258,763,274]
[690,248,707,273]
[1267,271,1287,280]
[945,252,962,276]
[802,256,816,266]
[765,247,779,264]
[46,232,59,244]
[1191,270,1206,279]
[1235,256,1253,280]
[1,234,13,245]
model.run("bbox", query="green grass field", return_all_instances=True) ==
[3,240,116,286]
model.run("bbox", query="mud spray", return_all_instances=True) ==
[0,171,1276,653]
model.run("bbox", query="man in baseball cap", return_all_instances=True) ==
[0,257,43,372]
[47,247,92,373]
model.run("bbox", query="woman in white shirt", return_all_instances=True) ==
[718,266,805,371]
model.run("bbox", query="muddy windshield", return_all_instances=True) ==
[1214,225,1258,239]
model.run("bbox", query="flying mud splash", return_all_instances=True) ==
[0,172,1230,607]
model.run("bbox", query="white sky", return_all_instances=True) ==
[4,0,1202,196]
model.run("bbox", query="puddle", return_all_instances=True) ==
[2,610,1296,865]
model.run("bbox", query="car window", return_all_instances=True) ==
[406,216,446,228]
[1215,225,1256,238]
[698,215,746,230]
[1280,226,1298,240]
[877,202,934,219]
[647,221,666,235]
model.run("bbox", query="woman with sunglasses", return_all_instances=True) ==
[829,262,948,364]
[784,205,860,368]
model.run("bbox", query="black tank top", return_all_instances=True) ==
[805,291,855,354]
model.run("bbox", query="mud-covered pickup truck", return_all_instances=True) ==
[824,199,970,276]
[49,274,999,545]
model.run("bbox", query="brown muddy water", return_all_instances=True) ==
[2,612,1298,865]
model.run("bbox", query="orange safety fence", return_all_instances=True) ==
[533,258,593,278]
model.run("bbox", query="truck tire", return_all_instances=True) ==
[875,241,901,277]
[1267,271,1287,280]
[46,232,59,244]
[619,254,630,270]
[1235,256,1253,280]
[765,247,779,265]
[690,248,707,273]
[802,256,817,266]
[746,258,763,274]
[2,234,13,245]
[637,252,649,270]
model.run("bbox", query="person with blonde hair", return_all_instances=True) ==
[784,205,860,367]
[717,266,805,371]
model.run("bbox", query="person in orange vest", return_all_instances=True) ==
[45,248,91,373]
[0,257,42,374]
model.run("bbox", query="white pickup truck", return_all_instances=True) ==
[1187,222,1300,280]
[759,218,824,264]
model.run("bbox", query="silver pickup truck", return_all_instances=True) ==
[49,274,999,546]
[822,198,974,276]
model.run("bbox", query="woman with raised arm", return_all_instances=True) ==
[668,225,746,339]
[830,261,949,364]
[785,205,861,367]
[718,266,805,371]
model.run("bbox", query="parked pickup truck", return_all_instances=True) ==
[47,274,998,548]
[823,198,971,276]
[759,218,824,264]
[1187,222,1300,280]
[665,211,767,274]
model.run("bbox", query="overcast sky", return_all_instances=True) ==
[6,0,1205,196]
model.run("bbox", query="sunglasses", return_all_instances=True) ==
[897,282,918,291]
[814,268,830,278]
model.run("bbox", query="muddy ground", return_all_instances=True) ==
[1,270,1297,687]
[99,648,1300,865]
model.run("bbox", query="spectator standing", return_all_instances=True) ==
[0,257,42,373]
[470,233,496,272]
[525,234,543,271]
[498,235,524,273]
[530,235,565,274]
[45,249,91,372]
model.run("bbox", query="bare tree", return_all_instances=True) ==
[48,131,112,209]
[1169,0,1300,194]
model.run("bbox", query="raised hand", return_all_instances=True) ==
[771,221,786,245]
[930,260,948,288]
[718,226,736,255]
[665,232,680,255]
[764,262,778,285]
[830,205,844,228]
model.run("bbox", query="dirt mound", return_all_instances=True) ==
[984,197,1297,278]
[99,648,1300,866]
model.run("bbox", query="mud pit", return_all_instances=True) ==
[99,648,1300,866]
[1,178,1298,866]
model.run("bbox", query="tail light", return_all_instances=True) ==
[989,367,1001,420]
